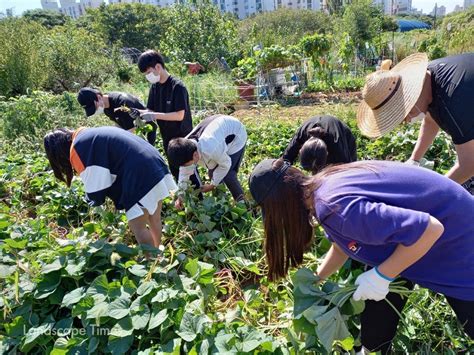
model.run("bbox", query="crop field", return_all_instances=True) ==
[1,92,472,354]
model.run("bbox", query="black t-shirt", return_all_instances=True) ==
[146,76,193,150]
[103,92,146,130]
[428,53,474,145]
[282,115,357,165]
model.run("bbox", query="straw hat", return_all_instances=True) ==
[380,59,392,70]
[357,53,428,138]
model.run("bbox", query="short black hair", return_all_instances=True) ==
[138,50,166,73]
[167,138,197,167]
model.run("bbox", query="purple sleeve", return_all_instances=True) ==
[339,199,430,246]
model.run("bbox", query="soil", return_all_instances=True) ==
[232,91,361,124]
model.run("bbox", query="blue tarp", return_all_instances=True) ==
[396,19,431,32]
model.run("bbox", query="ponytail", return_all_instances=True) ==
[44,128,74,187]
[299,128,328,174]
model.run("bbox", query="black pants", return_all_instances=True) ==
[360,279,474,353]
[209,146,245,201]
[146,122,158,145]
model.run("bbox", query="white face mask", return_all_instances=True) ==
[146,71,160,84]
[407,105,425,124]
[93,103,104,116]
[410,112,425,123]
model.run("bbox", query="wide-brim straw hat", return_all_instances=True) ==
[357,53,428,138]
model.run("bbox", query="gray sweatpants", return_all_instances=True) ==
[209,146,245,201]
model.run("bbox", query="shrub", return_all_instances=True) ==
[41,23,113,93]
[0,18,48,97]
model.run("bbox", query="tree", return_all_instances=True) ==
[41,23,113,92]
[22,9,67,28]
[339,0,387,51]
[239,8,333,55]
[0,18,48,97]
[159,3,240,67]
[79,3,165,51]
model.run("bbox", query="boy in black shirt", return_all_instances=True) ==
[77,87,157,145]
[137,50,199,187]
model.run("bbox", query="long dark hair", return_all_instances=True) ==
[43,128,74,187]
[261,160,377,280]
[299,127,328,174]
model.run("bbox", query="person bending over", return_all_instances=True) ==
[167,114,247,209]
[282,115,357,174]
[249,158,474,353]
[44,126,177,248]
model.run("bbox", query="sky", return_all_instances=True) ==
[0,0,465,16]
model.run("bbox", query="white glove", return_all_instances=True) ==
[405,159,420,166]
[141,112,157,122]
[352,267,393,301]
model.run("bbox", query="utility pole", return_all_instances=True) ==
[433,2,437,30]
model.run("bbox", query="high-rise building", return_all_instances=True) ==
[41,0,60,11]
[41,0,104,19]
[394,0,411,14]
[211,0,275,19]
[464,0,473,9]
[453,4,464,12]
[430,4,446,17]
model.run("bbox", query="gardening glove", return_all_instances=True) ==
[352,267,393,302]
[140,111,157,122]
[129,108,141,119]
[405,159,420,166]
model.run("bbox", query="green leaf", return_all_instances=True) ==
[176,313,210,342]
[302,304,328,324]
[151,288,179,303]
[86,301,109,322]
[87,274,109,296]
[42,256,65,274]
[4,238,28,249]
[110,317,134,337]
[65,257,86,276]
[22,320,54,348]
[185,259,215,285]
[54,318,73,337]
[61,286,86,307]
[292,268,320,295]
[315,307,351,352]
[136,280,158,297]
[0,264,16,278]
[115,244,138,257]
[107,335,133,355]
[130,302,150,330]
[148,308,168,330]
[350,297,365,315]
[108,297,130,320]
[5,316,28,337]
[338,336,355,351]
[128,264,147,277]
[72,295,94,317]
[35,271,61,299]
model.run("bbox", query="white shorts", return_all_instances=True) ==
[125,174,177,221]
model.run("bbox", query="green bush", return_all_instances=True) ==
[0,91,89,143]
[41,23,113,93]
[238,9,333,55]
[0,18,48,97]
[159,4,240,67]
[440,6,474,54]
[80,3,164,51]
